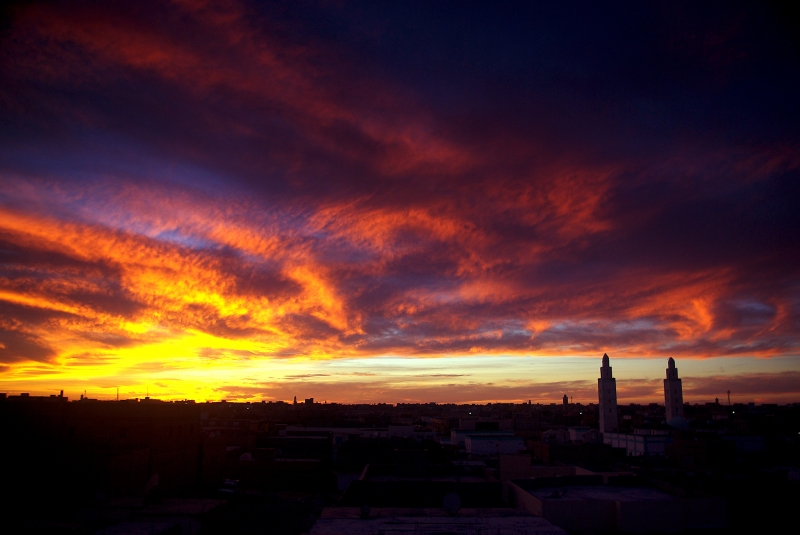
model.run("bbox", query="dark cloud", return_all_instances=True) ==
[0,327,54,363]
[279,314,342,341]
[284,374,330,380]
[79,332,139,349]
[233,268,302,301]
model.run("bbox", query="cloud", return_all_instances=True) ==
[284,374,331,380]
[0,327,55,364]
[0,0,798,400]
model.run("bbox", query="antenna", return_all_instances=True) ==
[116,387,119,401]
[727,390,731,406]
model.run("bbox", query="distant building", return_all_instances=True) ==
[568,426,592,442]
[598,353,618,434]
[465,434,525,455]
[603,429,671,456]
[562,394,568,408]
[664,357,684,421]
[450,428,514,448]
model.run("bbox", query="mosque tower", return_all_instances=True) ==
[664,357,684,421]
[598,353,618,434]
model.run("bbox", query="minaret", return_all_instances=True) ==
[598,353,618,434]
[664,357,684,421]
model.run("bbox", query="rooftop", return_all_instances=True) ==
[311,508,566,535]
[524,485,676,503]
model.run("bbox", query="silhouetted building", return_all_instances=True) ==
[598,353,618,434]
[508,476,726,532]
[664,357,684,422]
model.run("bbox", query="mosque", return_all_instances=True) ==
[597,353,686,454]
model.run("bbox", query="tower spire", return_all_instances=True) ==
[664,357,684,422]
[598,353,618,434]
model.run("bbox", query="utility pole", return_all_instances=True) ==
[727,390,731,406]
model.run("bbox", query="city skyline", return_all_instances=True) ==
[1,1,799,403]
[4,354,796,406]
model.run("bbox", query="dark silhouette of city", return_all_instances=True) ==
[2,355,798,535]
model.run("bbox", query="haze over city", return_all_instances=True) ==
[1,0,799,404]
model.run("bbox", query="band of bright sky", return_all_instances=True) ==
[0,0,798,403]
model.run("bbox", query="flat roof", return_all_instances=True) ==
[367,476,487,483]
[524,485,675,503]
[103,498,225,515]
[311,508,566,535]
[465,435,522,440]
[96,522,179,535]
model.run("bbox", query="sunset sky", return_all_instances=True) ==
[1,1,799,404]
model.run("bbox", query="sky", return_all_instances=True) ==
[0,0,799,404]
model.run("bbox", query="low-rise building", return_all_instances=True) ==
[450,428,514,447]
[465,435,525,455]
[310,507,566,535]
[568,426,592,442]
[603,430,671,456]
[508,476,726,533]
